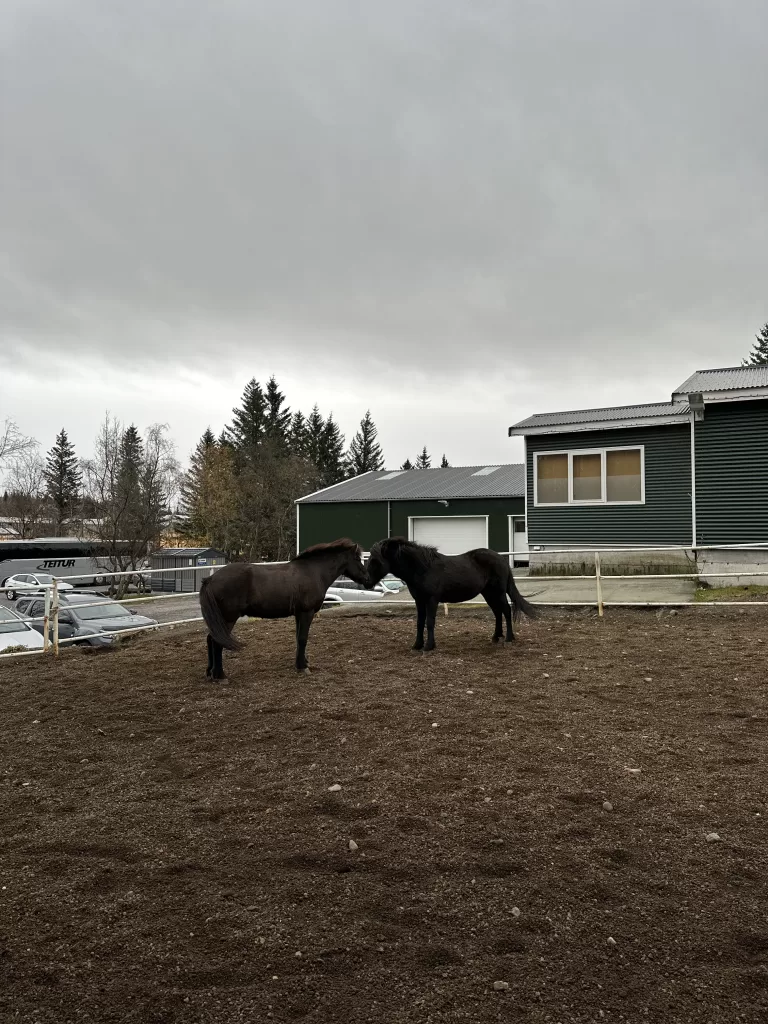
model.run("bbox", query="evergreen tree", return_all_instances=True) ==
[400,457,414,470]
[743,323,768,366]
[415,446,431,469]
[306,405,325,466]
[225,379,266,451]
[289,411,311,460]
[346,410,384,476]
[118,426,144,488]
[440,454,449,468]
[264,376,292,447]
[178,428,217,532]
[44,428,81,533]
[115,425,146,537]
[318,414,347,487]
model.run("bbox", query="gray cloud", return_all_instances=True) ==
[1,0,766,464]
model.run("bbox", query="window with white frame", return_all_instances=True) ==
[534,447,644,505]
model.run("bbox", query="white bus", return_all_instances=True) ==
[0,538,143,590]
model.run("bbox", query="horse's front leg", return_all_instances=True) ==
[295,611,314,673]
[413,598,426,650]
[424,597,440,652]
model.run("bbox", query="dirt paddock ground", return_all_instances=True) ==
[1,607,767,1024]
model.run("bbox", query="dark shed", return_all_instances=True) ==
[150,548,227,593]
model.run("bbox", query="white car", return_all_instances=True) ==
[0,604,45,653]
[325,577,394,603]
[3,573,74,602]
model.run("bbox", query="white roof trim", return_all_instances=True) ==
[692,388,768,404]
[509,413,691,436]
[295,471,374,503]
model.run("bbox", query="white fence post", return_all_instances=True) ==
[52,578,60,658]
[595,552,604,618]
[43,585,51,653]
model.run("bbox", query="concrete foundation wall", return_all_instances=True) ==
[696,547,768,587]
[528,548,695,577]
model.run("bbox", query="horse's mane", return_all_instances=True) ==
[384,537,440,568]
[292,537,361,561]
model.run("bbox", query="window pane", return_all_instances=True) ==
[536,454,568,503]
[607,449,642,502]
[572,453,602,501]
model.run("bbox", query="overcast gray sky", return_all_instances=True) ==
[2,0,766,470]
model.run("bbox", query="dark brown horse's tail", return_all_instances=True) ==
[507,573,538,622]
[200,576,243,651]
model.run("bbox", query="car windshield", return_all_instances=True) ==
[73,600,132,621]
[381,579,400,590]
[34,574,54,584]
[0,607,30,634]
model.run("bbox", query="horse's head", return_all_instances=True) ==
[367,538,401,586]
[339,542,369,588]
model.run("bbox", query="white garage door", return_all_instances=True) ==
[410,516,488,554]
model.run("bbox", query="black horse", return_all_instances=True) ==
[199,538,368,679]
[366,537,536,651]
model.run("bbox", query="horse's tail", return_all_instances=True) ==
[507,572,538,623]
[200,576,243,651]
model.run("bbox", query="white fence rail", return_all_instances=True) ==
[1,542,767,661]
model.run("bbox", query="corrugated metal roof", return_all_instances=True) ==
[673,365,768,394]
[510,401,689,431]
[298,465,525,503]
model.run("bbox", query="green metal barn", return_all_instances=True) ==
[296,465,527,562]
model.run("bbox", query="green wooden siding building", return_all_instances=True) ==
[296,465,527,561]
[509,365,768,569]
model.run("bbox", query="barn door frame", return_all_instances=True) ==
[407,514,490,551]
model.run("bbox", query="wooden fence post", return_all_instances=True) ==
[595,552,604,618]
[52,578,60,657]
[43,585,51,654]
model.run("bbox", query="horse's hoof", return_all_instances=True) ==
[492,636,501,644]
[298,667,310,675]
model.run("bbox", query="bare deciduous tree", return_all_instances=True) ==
[0,420,36,468]
[81,416,179,593]
[2,449,49,538]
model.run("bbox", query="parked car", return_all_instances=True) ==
[3,573,74,602]
[16,593,159,648]
[325,577,393,603]
[0,604,46,653]
[379,575,405,593]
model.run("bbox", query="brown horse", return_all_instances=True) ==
[199,538,368,679]
[366,537,537,652]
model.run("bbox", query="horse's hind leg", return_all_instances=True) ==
[206,634,214,678]
[503,597,515,643]
[295,611,314,673]
[210,638,228,680]
[484,589,514,643]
